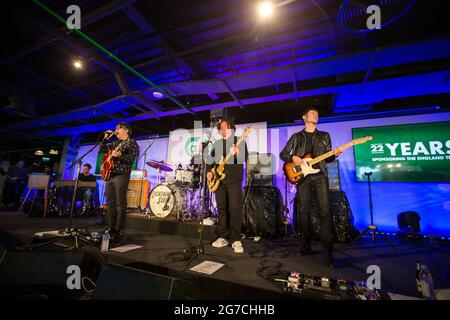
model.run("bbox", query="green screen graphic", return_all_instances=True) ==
[352,122,450,182]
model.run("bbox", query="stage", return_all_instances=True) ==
[1,211,449,300]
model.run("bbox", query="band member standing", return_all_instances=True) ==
[5,160,27,210]
[280,107,342,268]
[206,119,248,254]
[100,122,138,243]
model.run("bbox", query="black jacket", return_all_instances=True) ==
[279,129,335,175]
[100,138,139,175]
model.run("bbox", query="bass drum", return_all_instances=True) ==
[149,183,186,218]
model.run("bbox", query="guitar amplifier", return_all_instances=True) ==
[247,153,275,186]
[127,180,150,208]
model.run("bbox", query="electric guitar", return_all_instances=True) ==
[208,127,253,192]
[101,140,126,181]
[283,136,372,185]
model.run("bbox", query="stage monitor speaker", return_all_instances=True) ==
[0,249,104,300]
[92,263,197,300]
[397,211,421,233]
[127,180,150,208]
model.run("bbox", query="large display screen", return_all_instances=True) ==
[352,122,450,182]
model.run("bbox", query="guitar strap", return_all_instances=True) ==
[110,139,127,164]
[311,131,316,154]
[221,136,238,165]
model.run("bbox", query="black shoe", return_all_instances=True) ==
[300,243,312,255]
[323,251,336,269]
[113,231,124,244]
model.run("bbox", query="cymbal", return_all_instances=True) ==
[145,160,173,172]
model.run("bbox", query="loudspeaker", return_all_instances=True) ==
[127,180,150,208]
[0,249,104,300]
[92,263,197,300]
[243,186,285,238]
[397,211,421,233]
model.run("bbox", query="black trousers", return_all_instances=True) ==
[296,173,333,251]
[105,173,130,233]
[215,181,243,242]
[4,181,24,209]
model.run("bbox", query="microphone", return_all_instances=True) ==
[211,115,221,124]
[103,130,116,139]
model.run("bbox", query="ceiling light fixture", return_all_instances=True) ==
[153,91,164,99]
[258,1,274,18]
[73,60,83,69]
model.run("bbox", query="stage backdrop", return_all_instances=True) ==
[166,121,267,166]
[74,113,450,236]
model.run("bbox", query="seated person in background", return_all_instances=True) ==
[77,163,97,216]
[78,163,96,182]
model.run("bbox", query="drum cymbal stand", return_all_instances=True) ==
[183,118,229,270]
[137,137,156,214]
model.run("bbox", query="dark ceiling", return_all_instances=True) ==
[0,0,449,155]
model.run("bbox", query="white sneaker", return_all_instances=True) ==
[232,241,244,254]
[212,237,228,248]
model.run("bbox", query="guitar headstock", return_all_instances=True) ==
[241,126,253,138]
[353,136,373,145]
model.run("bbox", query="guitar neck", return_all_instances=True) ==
[221,135,246,164]
[308,141,355,165]
[107,140,126,161]
[218,129,253,167]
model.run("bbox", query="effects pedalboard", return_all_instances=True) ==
[275,272,391,300]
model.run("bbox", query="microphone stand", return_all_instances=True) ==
[25,137,102,250]
[351,172,397,251]
[183,118,229,270]
[242,172,256,237]
[136,137,156,213]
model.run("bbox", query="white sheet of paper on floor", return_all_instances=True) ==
[190,260,225,275]
[110,244,143,252]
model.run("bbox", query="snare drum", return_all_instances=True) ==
[149,183,186,218]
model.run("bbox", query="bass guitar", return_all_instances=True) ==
[208,127,253,192]
[283,136,372,185]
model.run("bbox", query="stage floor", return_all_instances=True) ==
[1,211,449,299]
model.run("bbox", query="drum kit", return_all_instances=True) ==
[143,160,210,221]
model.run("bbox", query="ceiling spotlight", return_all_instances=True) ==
[34,150,44,156]
[152,91,164,99]
[73,60,83,69]
[258,1,273,18]
[49,149,59,155]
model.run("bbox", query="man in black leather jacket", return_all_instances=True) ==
[280,107,341,268]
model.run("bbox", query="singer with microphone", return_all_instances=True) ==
[100,122,139,244]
